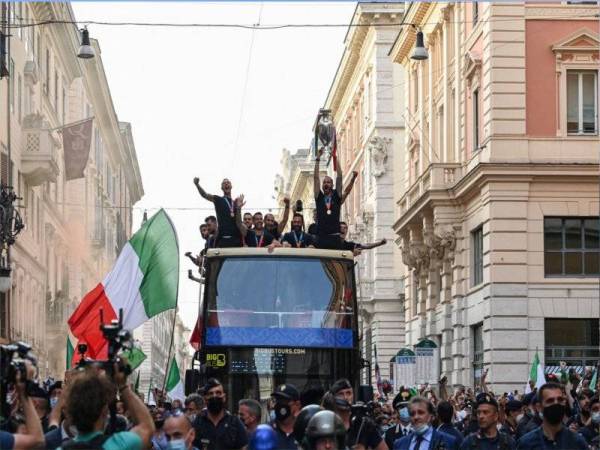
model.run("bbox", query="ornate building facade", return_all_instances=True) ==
[389,2,599,391]
[0,2,144,377]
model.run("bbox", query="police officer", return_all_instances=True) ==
[499,400,523,439]
[460,393,516,450]
[270,384,302,449]
[192,379,247,450]
[384,389,413,449]
[304,410,347,450]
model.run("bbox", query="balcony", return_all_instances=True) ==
[399,163,463,215]
[21,115,60,187]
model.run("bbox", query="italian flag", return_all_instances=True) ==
[68,209,179,359]
[166,358,185,402]
[525,351,546,394]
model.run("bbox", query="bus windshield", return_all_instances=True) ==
[205,256,355,348]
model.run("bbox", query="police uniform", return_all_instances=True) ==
[385,389,413,449]
[460,394,516,450]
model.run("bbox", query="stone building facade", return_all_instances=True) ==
[0,2,143,377]
[389,2,599,391]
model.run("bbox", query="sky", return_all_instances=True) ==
[71,1,358,331]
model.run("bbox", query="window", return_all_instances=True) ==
[471,226,483,286]
[438,105,444,159]
[472,88,480,151]
[473,2,479,25]
[410,148,419,184]
[473,323,483,386]
[545,319,599,367]
[17,74,22,123]
[567,70,597,135]
[544,217,599,276]
[54,71,59,109]
[412,272,420,315]
[44,49,50,95]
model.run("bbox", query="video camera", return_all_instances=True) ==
[0,341,38,420]
[0,341,37,385]
[76,308,133,377]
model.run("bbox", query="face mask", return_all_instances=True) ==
[457,410,467,421]
[414,424,429,436]
[542,404,565,425]
[186,413,196,423]
[334,397,351,411]
[592,412,600,425]
[516,413,524,423]
[167,439,187,450]
[274,402,291,422]
[50,397,59,409]
[269,409,276,422]
[399,407,410,423]
[207,397,224,415]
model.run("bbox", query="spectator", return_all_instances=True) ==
[184,394,204,423]
[29,384,51,433]
[238,398,262,437]
[437,401,464,446]
[516,394,542,438]
[517,382,587,450]
[384,390,412,449]
[163,414,197,450]
[151,407,167,450]
[59,367,154,450]
[192,378,247,450]
[500,400,524,439]
[579,395,599,446]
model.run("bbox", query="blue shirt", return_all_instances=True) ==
[410,427,433,450]
[0,431,14,450]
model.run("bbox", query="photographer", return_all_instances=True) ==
[0,367,45,450]
[59,364,154,450]
[322,379,387,450]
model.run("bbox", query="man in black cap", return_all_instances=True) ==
[192,378,247,450]
[326,379,387,450]
[384,389,413,449]
[29,385,51,433]
[270,384,302,449]
[500,399,523,438]
[460,393,516,450]
[516,393,541,438]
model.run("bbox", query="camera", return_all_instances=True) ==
[0,342,37,384]
[295,200,303,212]
[76,308,133,377]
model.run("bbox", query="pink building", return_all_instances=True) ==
[389,2,599,390]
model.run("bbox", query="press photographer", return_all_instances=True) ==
[0,343,45,449]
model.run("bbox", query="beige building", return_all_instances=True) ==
[323,2,406,383]
[0,2,143,377]
[389,2,599,391]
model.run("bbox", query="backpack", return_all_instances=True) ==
[61,434,109,450]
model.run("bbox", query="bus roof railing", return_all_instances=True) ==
[205,247,355,260]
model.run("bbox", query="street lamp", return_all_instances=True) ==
[77,27,95,59]
[0,186,24,294]
[411,30,429,61]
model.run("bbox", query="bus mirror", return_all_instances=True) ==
[357,385,374,403]
[185,369,201,396]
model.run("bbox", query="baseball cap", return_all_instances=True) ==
[272,384,300,401]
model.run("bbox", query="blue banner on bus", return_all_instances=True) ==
[206,327,354,349]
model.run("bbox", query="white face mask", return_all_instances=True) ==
[592,412,600,425]
[457,410,467,421]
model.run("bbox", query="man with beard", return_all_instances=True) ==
[243,213,254,231]
[192,379,247,450]
[264,197,290,240]
[517,383,587,450]
[312,148,346,250]
[460,393,515,450]
[282,213,315,248]
[193,177,242,247]
[270,384,302,449]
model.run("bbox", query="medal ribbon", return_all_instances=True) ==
[224,196,234,216]
[325,195,332,214]
[294,232,303,248]
[255,233,264,247]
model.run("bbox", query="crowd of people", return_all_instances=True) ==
[185,148,386,269]
[0,352,598,449]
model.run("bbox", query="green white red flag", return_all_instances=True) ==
[166,358,185,402]
[68,209,179,360]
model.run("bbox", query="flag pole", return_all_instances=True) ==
[45,116,95,132]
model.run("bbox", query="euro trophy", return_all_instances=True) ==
[313,109,337,165]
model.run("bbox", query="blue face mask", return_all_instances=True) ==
[414,424,429,436]
[50,397,59,409]
[399,407,410,423]
[167,439,187,450]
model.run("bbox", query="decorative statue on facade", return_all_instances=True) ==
[369,136,390,177]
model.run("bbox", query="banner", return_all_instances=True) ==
[63,118,93,180]
[392,348,416,392]
[415,339,440,386]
